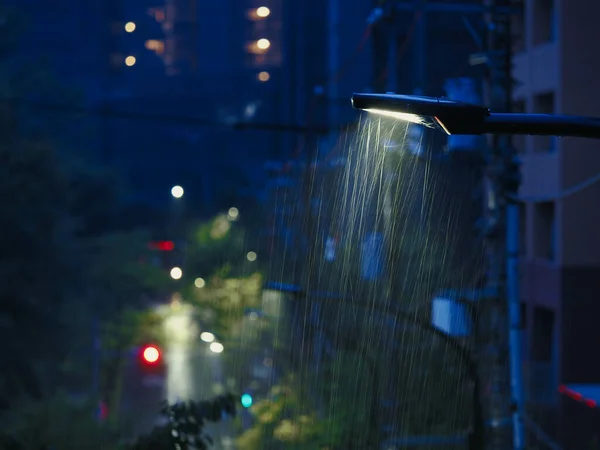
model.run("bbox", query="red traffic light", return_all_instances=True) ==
[148,241,175,251]
[142,345,161,364]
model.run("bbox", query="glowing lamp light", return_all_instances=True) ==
[170,267,183,280]
[256,38,270,50]
[124,22,136,32]
[142,345,160,363]
[209,342,224,354]
[241,393,253,408]
[257,71,270,82]
[351,92,600,138]
[171,185,184,198]
[125,56,136,67]
[246,251,257,262]
[227,207,239,220]
[256,6,270,18]
[200,332,215,343]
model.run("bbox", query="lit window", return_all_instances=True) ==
[125,56,136,66]
[145,39,165,54]
[256,38,270,50]
[257,71,270,82]
[256,6,270,18]
[124,22,136,33]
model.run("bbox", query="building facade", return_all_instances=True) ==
[513,0,600,445]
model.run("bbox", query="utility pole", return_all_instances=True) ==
[481,0,525,449]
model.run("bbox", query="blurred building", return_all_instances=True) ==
[14,0,330,219]
[512,0,600,446]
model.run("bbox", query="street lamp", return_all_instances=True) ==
[352,92,600,450]
[352,93,600,138]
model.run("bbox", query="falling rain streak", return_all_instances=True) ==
[266,113,485,445]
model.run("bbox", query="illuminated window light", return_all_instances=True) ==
[145,39,165,54]
[256,38,270,50]
[256,6,270,18]
[257,71,270,82]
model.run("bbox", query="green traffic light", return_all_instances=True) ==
[240,393,253,408]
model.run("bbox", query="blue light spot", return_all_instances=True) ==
[241,393,253,408]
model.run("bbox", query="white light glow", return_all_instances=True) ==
[200,332,215,343]
[246,251,257,262]
[210,342,224,354]
[125,22,136,32]
[364,109,424,125]
[170,267,183,280]
[228,207,239,220]
[256,6,270,17]
[256,38,270,50]
[194,277,206,288]
[171,185,184,198]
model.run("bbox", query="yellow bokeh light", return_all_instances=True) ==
[125,22,136,32]
[256,6,270,18]
[256,38,270,50]
[125,56,136,66]
[258,71,270,82]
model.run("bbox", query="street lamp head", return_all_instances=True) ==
[352,92,600,139]
[351,93,490,135]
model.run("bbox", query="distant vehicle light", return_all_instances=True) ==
[142,345,160,364]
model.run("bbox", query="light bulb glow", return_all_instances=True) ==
[171,185,184,198]
[125,56,136,66]
[256,38,270,50]
[256,6,270,18]
[170,267,183,280]
[210,342,224,353]
[257,71,270,82]
[125,22,136,32]
[200,332,215,343]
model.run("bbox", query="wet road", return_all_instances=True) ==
[121,303,236,449]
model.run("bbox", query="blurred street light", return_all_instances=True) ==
[257,71,270,82]
[171,185,184,198]
[124,21,136,32]
[200,332,215,343]
[209,342,224,354]
[227,207,239,221]
[256,6,270,18]
[246,251,257,262]
[125,56,136,67]
[170,267,183,280]
[194,277,206,288]
[256,38,270,50]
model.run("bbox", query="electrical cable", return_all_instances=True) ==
[510,170,600,203]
